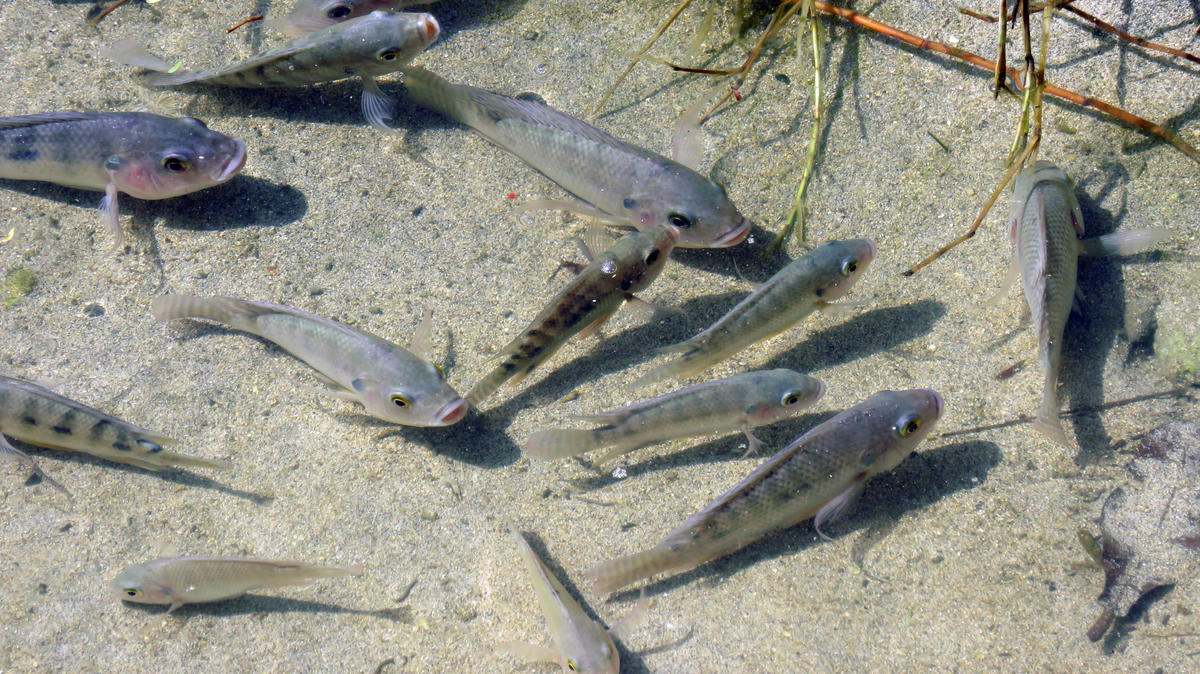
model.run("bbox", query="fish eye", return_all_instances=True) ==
[644,249,660,265]
[377,47,402,62]
[124,588,142,598]
[390,394,412,408]
[896,414,922,437]
[566,661,577,672]
[326,3,353,19]
[667,212,693,229]
[434,363,445,378]
[781,391,802,406]
[840,259,858,276]
[714,180,728,196]
[161,155,190,173]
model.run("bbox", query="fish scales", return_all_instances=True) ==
[467,225,677,406]
[588,389,943,595]
[152,295,466,427]
[526,369,823,462]
[0,375,226,473]
[634,238,875,386]
[400,66,749,249]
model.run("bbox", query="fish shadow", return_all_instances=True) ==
[605,440,1002,601]
[121,594,410,621]
[12,437,271,505]
[670,224,793,282]
[567,411,840,491]
[762,299,947,373]
[0,174,303,234]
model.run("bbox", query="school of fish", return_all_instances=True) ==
[0,1,1184,669]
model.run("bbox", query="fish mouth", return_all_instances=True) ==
[214,140,247,183]
[928,389,944,419]
[861,237,878,262]
[420,14,441,44]
[433,398,468,426]
[713,217,751,247]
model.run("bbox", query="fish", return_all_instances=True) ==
[504,530,620,674]
[632,238,876,388]
[467,224,678,407]
[151,295,467,427]
[989,161,1171,446]
[105,11,440,131]
[0,112,245,250]
[587,388,943,595]
[526,369,824,464]
[112,556,360,612]
[276,0,438,36]
[0,374,228,494]
[399,66,750,249]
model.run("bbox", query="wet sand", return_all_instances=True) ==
[1,1,1197,671]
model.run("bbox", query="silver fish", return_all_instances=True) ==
[105,11,439,130]
[277,0,438,36]
[633,238,876,388]
[112,556,360,612]
[0,112,245,249]
[505,531,620,674]
[400,66,750,249]
[0,375,228,494]
[587,388,943,595]
[467,225,678,407]
[990,161,1170,446]
[152,295,467,427]
[527,369,824,464]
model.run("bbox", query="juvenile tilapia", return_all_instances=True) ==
[278,0,438,36]
[588,388,943,595]
[152,295,467,426]
[633,238,876,387]
[990,161,1170,446]
[527,369,824,464]
[106,11,440,130]
[400,66,750,249]
[0,375,228,493]
[506,531,620,674]
[0,112,245,249]
[467,225,678,407]
[112,556,360,612]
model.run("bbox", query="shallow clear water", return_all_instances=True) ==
[1,1,1197,671]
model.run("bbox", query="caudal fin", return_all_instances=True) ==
[151,294,267,334]
[101,39,199,86]
[525,429,597,460]
[1033,385,1070,447]
[587,547,682,596]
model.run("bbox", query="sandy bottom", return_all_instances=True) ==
[1,1,1197,671]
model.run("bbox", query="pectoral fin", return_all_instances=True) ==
[813,480,865,541]
[99,183,124,251]
[1079,228,1171,257]
[361,76,395,132]
[496,640,558,664]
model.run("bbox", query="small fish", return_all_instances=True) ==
[989,161,1170,446]
[105,11,440,131]
[467,225,678,407]
[504,531,620,674]
[112,556,360,612]
[0,112,245,249]
[633,238,876,388]
[400,66,750,249]
[152,295,467,426]
[587,388,943,595]
[527,369,824,464]
[277,0,438,36]
[0,375,228,493]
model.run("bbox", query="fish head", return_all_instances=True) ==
[557,627,620,674]
[605,224,678,295]
[809,238,876,302]
[1010,161,1084,240]
[744,370,825,424]
[857,388,943,476]
[352,368,468,427]
[104,116,246,201]
[626,165,749,248]
[111,563,171,605]
[335,11,440,75]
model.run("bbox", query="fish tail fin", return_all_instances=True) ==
[628,344,700,390]
[525,429,598,460]
[101,39,196,85]
[588,546,681,596]
[151,294,269,335]
[466,364,514,408]
[308,564,362,579]
[1033,378,1070,446]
